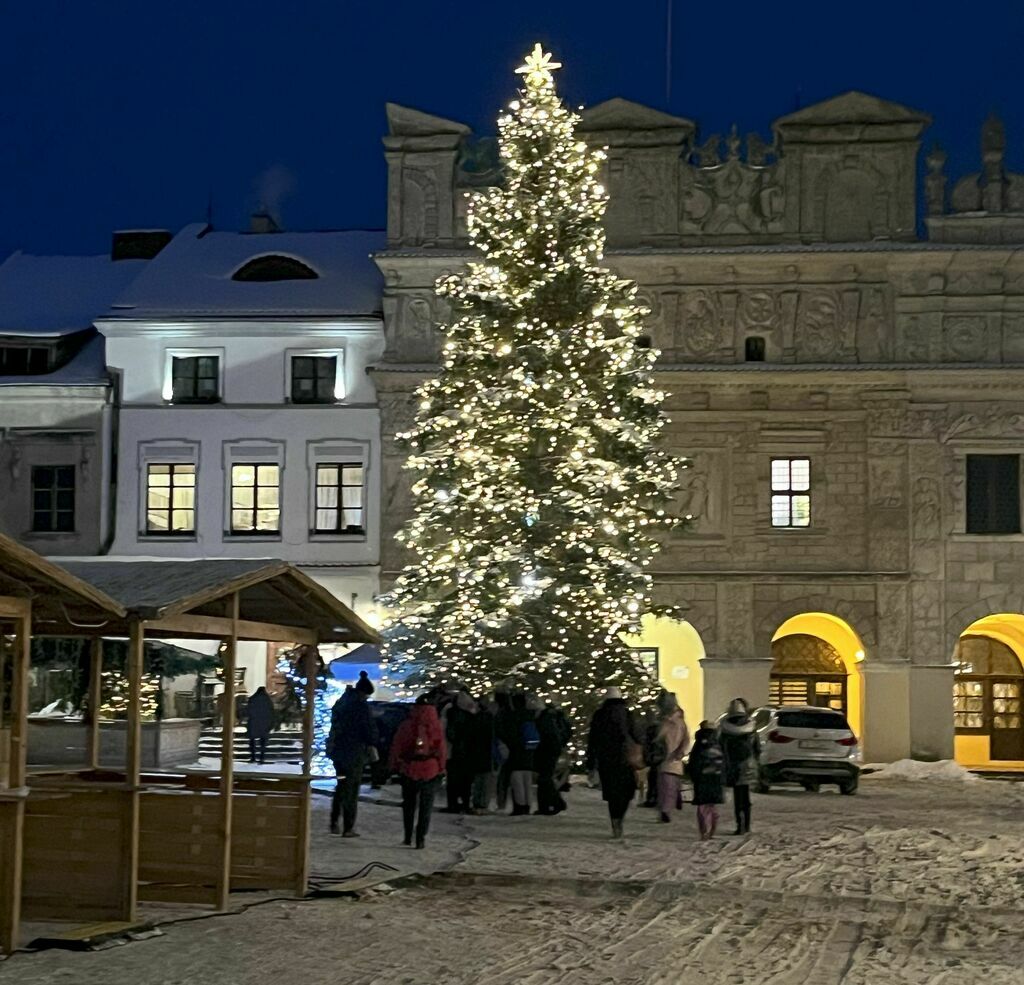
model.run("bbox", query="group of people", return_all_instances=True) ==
[326,677,573,849]
[325,672,762,849]
[585,688,761,840]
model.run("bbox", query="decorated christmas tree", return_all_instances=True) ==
[382,45,686,727]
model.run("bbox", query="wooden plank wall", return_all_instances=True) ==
[0,797,24,954]
[138,790,221,905]
[21,788,133,921]
[231,788,305,891]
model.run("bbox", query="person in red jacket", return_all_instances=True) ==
[389,696,446,849]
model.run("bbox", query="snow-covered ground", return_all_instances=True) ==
[6,772,1024,984]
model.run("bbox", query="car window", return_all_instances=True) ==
[777,711,850,730]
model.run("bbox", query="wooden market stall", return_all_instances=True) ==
[0,533,378,953]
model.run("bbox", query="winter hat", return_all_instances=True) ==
[727,697,748,716]
[604,686,623,700]
[355,671,375,696]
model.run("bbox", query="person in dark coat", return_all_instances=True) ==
[326,673,378,836]
[585,687,643,839]
[470,694,498,812]
[686,720,726,839]
[390,696,446,849]
[443,690,479,814]
[498,692,539,815]
[718,697,760,835]
[492,689,514,811]
[534,701,571,815]
[245,686,275,764]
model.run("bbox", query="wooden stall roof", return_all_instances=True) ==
[0,533,379,645]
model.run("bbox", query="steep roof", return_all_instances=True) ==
[0,252,147,337]
[104,223,386,320]
[0,331,109,387]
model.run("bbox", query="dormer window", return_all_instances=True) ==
[0,345,51,375]
[232,255,319,282]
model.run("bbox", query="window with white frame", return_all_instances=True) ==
[770,458,811,527]
[145,463,196,534]
[230,464,281,534]
[313,463,365,533]
[287,350,344,404]
[163,349,224,403]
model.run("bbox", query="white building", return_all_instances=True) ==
[95,222,386,689]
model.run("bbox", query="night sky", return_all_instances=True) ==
[1,0,1022,258]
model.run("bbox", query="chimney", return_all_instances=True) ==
[249,209,280,234]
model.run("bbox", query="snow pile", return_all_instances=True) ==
[866,758,979,782]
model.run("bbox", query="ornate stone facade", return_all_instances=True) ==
[372,90,1024,763]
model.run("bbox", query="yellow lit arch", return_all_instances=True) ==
[771,612,866,740]
[622,614,705,728]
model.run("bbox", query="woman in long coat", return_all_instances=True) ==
[585,687,643,839]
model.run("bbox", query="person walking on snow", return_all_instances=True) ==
[326,672,378,837]
[245,686,275,765]
[535,700,571,815]
[654,692,690,823]
[718,697,760,835]
[443,689,479,814]
[686,720,726,839]
[390,695,446,849]
[500,692,540,815]
[585,686,644,839]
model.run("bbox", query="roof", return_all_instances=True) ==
[775,91,930,127]
[0,331,110,388]
[105,223,386,320]
[0,252,147,337]
[580,98,695,134]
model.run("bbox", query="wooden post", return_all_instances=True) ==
[295,645,317,896]
[122,619,144,919]
[215,593,239,911]
[87,637,103,770]
[9,612,31,789]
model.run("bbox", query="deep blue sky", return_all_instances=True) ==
[1,0,1022,257]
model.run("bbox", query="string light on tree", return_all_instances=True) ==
[381,44,689,739]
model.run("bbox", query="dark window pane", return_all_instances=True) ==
[291,355,337,404]
[31,465,75,532]
[171,355,219,402]
[966,455,1021,534]
[745,336,766,361]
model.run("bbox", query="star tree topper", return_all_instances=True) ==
[515,43,561,88]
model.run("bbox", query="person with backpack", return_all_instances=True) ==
[686,720,726,839]
[654,692,690,823]
[585,686,644,839]
[499,692,539,815]
[389,695,446,849]
[718,697,761,835]
[535,700,571,815]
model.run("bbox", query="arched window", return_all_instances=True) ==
[770,633,847,713]
[232,255,319,282]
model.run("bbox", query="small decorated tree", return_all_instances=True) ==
[382,45,686,732]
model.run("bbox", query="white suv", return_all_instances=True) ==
[752,705,860,795]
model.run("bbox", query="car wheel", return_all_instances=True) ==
[839,778,858,795]
[801,781,820,793]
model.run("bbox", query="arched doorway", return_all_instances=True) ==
[770,634,847,712]
[770,613,865,739]
[954,615,1024,764]
[622,615,704,728]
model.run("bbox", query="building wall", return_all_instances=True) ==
[0,385,112,555]
[372,93,1024,763]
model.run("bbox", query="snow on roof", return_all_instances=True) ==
[0,252,147,337]
[0,331,109,387]
[106,223,386,320]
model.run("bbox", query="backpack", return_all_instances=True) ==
[701,743,724,776]
[521,719,541,751]
[410,719,434,761]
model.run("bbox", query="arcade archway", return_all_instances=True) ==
[622,614,705,728]
[953,614,1024,765]
[770,613,865,739]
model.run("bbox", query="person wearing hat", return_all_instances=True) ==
[585,686,644,839]
[326,672,378,836]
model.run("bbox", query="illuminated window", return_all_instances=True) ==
[314,464,364,533]
[230,464,280,534]
[770,458,811,527]
[146,464,196,534]
[31,466,75,532]
[630,647,659,678]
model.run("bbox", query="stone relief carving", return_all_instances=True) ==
[797,291,843,359]
[910,581,944,659]
[678,291,722,356]
[400,169,439,245]
[900,315,932,362]
[943,315,988,361]
[869,457,904,508]
[943,408,1024,441]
